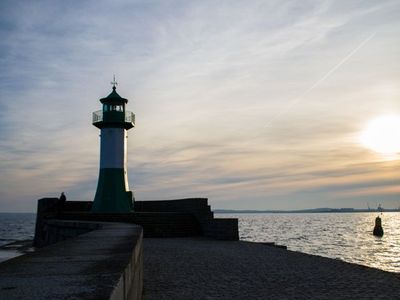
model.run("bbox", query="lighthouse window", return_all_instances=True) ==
[103,104,123,112]
[112,105,122,112]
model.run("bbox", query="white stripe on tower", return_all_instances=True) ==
[99,128,127,169]
[124,132,129,190]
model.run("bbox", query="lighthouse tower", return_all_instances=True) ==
[91,78,135,213]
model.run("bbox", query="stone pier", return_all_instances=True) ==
[1,221,143,299]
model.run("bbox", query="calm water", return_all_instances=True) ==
[0,213,36,262]
[217,212,400,273]
[0,213,36,247]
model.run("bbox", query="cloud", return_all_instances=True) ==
[0,0,399,211]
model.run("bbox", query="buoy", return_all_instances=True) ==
[373,216,384,237]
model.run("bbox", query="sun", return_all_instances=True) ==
[360,115,400,155]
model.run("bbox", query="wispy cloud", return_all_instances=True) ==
[0,0,399,211]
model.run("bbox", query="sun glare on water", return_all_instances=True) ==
[360,115,400,156]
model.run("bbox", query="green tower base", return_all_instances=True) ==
[91,168,133,213]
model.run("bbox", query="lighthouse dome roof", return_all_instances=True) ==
[100,87,128,104]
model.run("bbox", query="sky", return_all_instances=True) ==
[0,0,400,212]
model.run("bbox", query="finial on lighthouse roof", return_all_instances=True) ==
[101,75,128,104]
[111,75,118,90]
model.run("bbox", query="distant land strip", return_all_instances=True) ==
[215,208,400,214]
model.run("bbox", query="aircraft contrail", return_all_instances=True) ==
[158,33,377,162]
[264,32,376,128]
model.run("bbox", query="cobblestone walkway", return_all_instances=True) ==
[143,238,400,299]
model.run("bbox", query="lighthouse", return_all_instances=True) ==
[91,78,135,213]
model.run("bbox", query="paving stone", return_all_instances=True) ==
[143,238,400,300]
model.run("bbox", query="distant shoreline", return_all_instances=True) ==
[1,208,400,214]
[215,208,400,214]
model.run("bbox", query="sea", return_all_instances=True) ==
[0,212,399,273]
[0,213,36,262]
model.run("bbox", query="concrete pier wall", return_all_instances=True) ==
[202,218,239,240]
[135,199,239,240]
[1,221,143,300]
[36,197,239,240]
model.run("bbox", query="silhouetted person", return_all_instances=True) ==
[373,216,383,237]
[60,192,66,202]
[58,192,66,213]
